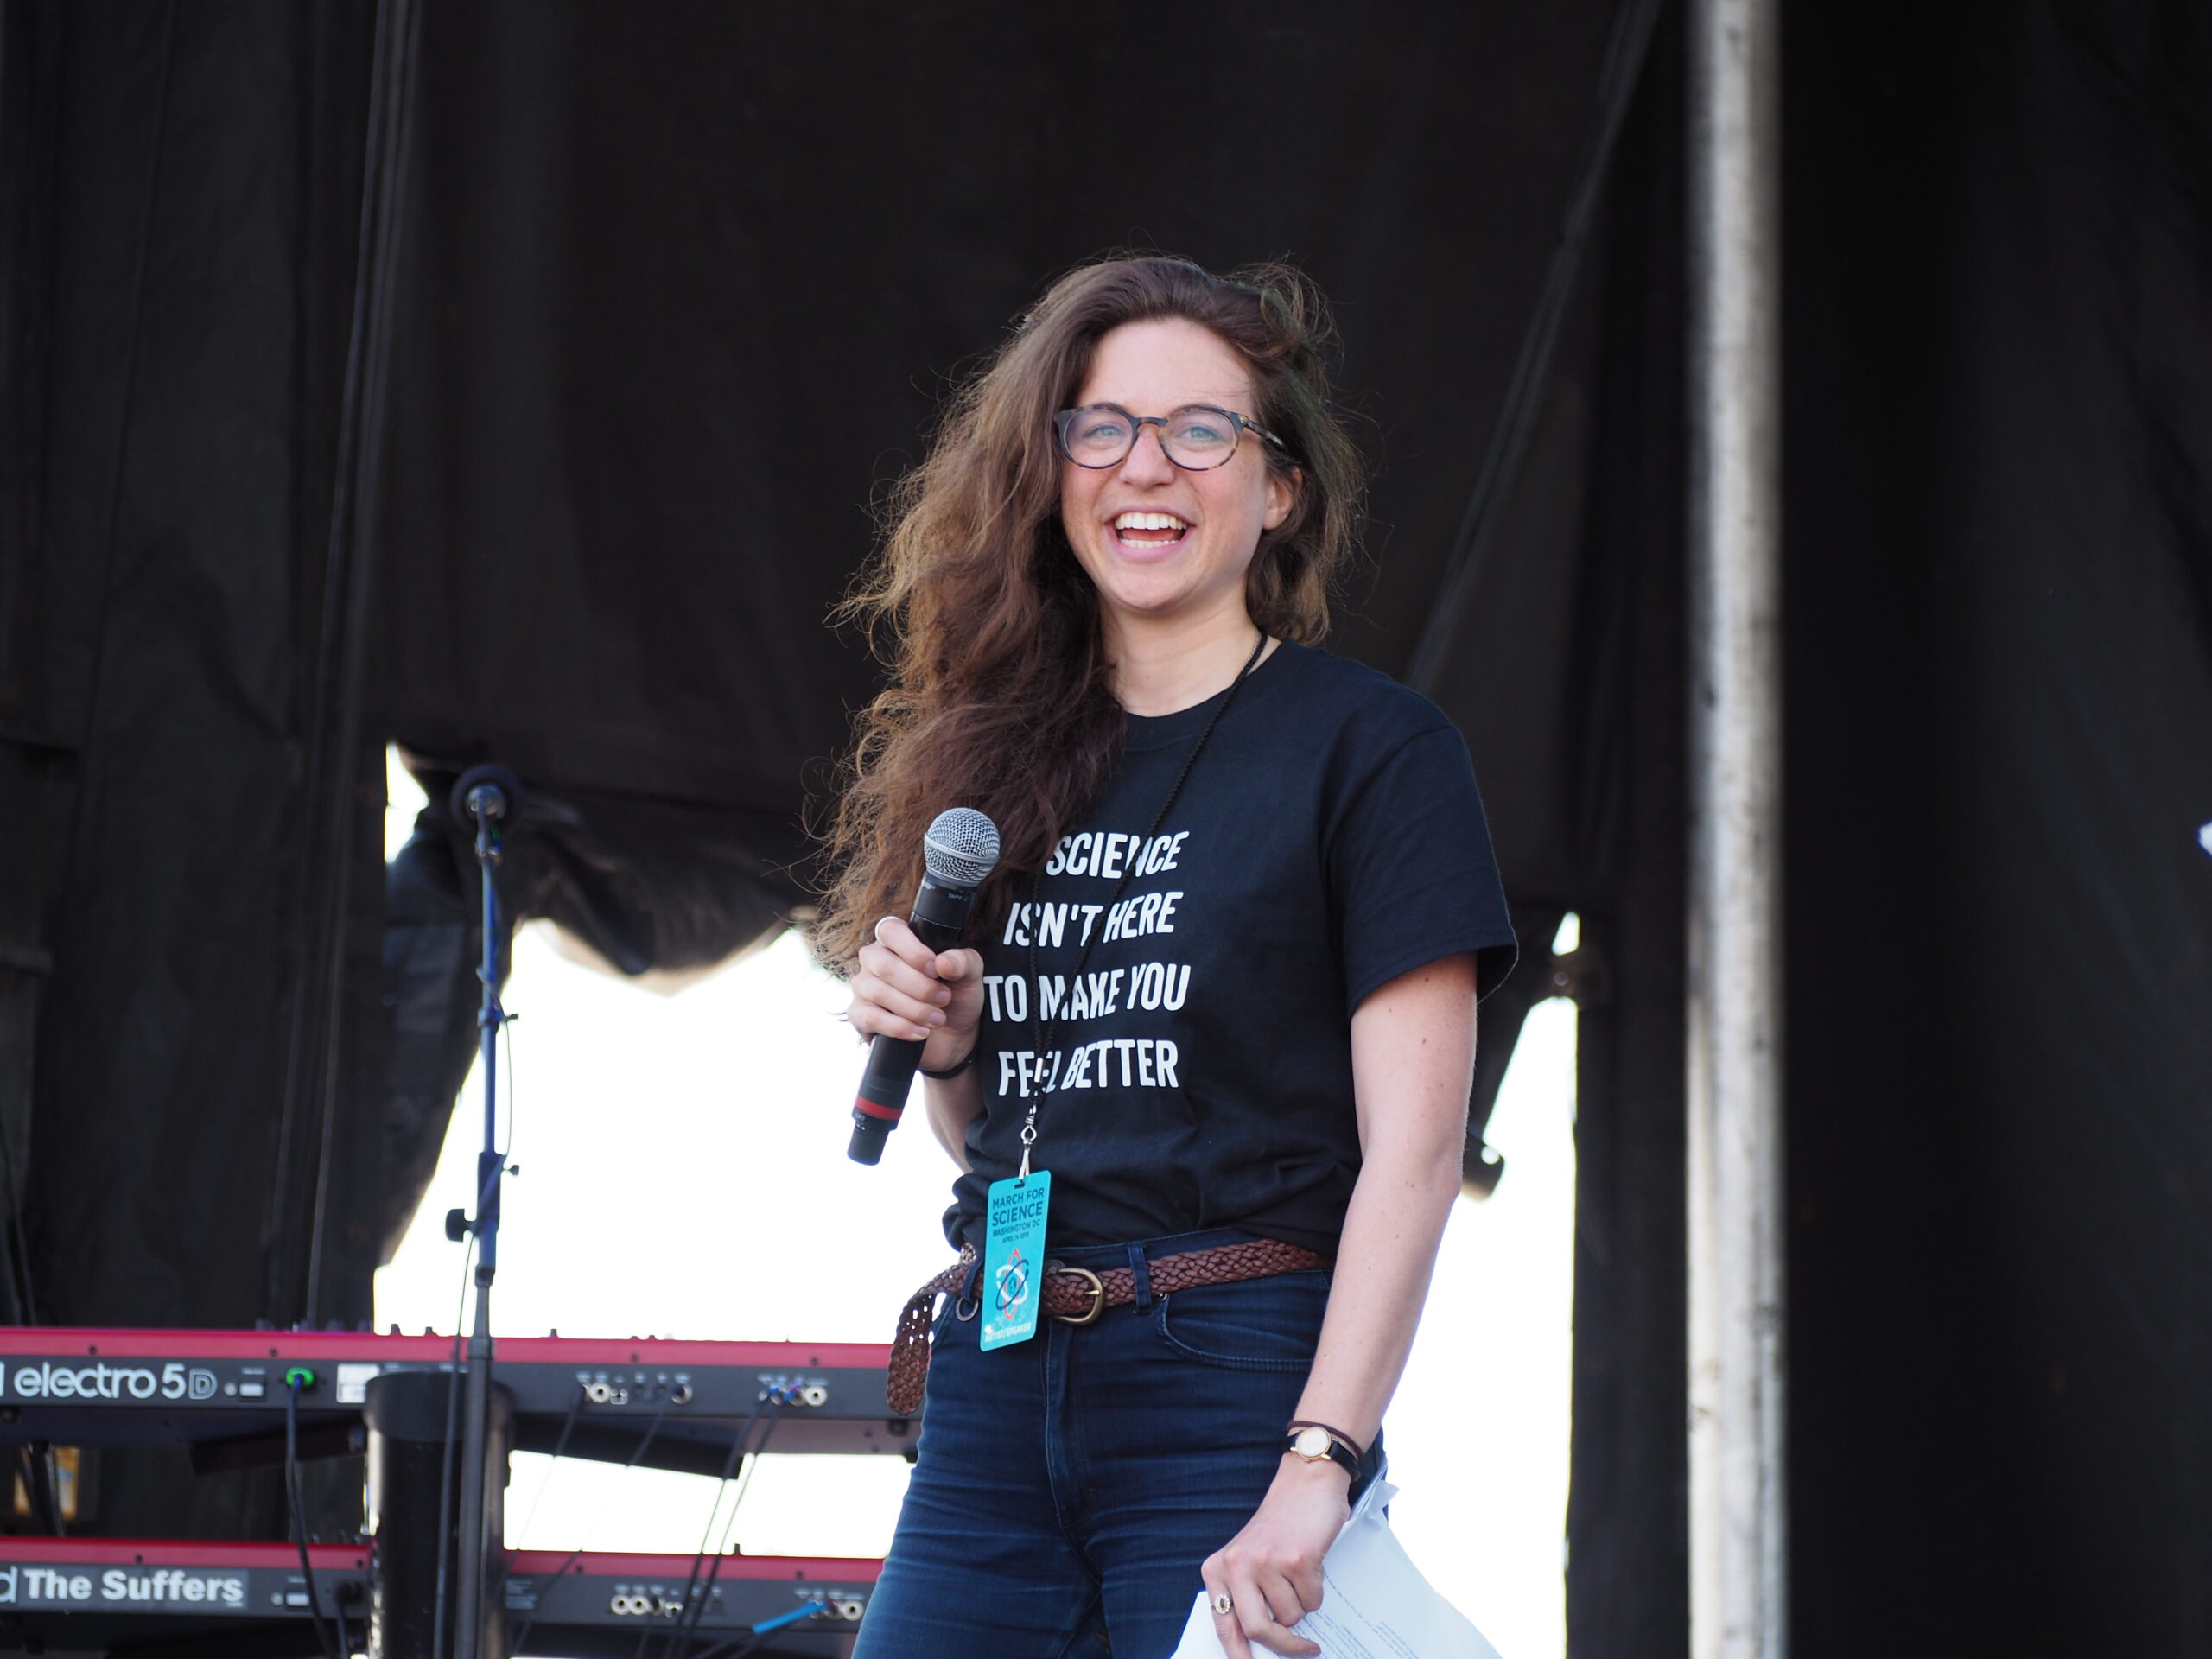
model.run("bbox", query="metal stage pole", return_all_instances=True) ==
[1688,1,1786,1657]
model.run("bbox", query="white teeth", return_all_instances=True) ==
[1113,512,1190,531]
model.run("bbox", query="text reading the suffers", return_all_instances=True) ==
[0,1567,247,1607]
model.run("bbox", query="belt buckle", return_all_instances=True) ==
[1044,1261,1105,1326]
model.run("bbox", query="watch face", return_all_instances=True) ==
[1293,1427,1332,1459]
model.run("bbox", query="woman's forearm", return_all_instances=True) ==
[1292,1129,1463,1446]
[1198,951,1472,1659]
[924,1071,983,1172]
[1294,950,1478,1446]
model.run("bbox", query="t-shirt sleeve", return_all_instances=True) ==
[1327,721,1519,1014]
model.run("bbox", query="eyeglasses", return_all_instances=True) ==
[1053,403,1288,471]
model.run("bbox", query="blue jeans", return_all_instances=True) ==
[854,1228,1382,1659]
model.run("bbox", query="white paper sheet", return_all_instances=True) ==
[1168,1481,1503,1659]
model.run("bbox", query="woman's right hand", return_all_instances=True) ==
[846,916,986,1075]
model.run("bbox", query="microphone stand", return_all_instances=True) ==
[448,770,517,1659]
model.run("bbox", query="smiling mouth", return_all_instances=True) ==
[1111,510,1192,550]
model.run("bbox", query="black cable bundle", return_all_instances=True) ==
[651,1402,782,1659]
[504,1395,676,1657]
[429,1241,474,1659]
[285,1375,346,1659]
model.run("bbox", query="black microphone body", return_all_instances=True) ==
[848,874,976,1165]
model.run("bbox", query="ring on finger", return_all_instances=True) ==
[1211,1592,1233,1618]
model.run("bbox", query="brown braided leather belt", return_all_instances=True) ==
[887,1237,1330,1415]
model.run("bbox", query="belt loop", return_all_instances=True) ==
[954,1252,983,1321]
[1126,1243,1154,1313]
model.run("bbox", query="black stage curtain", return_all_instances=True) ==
[1782,4,2212,1651]
[10,0,1666,1563]
[2,0,379,1537]
[363,0,1649,1274]
[6,2,2209,1653]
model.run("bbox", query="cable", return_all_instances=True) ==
[430,1230,474,1659]
[286,1376,343,1659]
[510,1381,588,1550]
[677,1407,791,1659]
[659,1402,785,1659]
[15,1446,60,1537]
[747,1599,834,1636]
[500,1001,522,1164]
[652,1399,770,1659]
[683,1597,836,1659]
[504,1397,676,1658]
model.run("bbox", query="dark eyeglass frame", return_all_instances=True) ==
[1053,402,1290,471]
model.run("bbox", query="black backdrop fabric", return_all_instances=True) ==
[371,1,1624,821]
[1783,5,2212,1651]
[4,0,2211,1654]
[1,0,378,1539]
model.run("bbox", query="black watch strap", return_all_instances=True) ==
[1283,1421,1363,1478]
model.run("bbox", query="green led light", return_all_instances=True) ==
[284,1366,317,1391]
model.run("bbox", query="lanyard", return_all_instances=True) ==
[1014,630,1267,1179]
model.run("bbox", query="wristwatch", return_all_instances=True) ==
[1283,1421,1363,1479]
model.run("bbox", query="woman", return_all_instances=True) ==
[822,256,1516,1659]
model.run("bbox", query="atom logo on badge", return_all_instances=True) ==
[995,1249,1030,1313]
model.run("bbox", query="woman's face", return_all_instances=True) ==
[1058,318,1297,645]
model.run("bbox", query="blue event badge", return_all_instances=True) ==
[979,1170,1052,1351]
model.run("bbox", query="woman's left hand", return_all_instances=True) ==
[1198,1458,1351,1658]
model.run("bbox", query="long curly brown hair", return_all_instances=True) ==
[814,255,1366,973]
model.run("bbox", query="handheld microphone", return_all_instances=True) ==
[848,808,1001,1166]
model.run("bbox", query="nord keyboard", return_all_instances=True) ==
[504,1548,877,1656]
[0,1329,917,1476]
[0,1536,368,1656]
[0,1537,874,1656]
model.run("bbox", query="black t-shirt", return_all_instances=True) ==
[946,641,1517,1256]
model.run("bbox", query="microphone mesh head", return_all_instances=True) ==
[923,808,1001,889]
